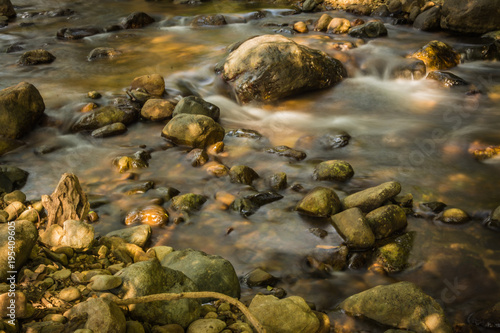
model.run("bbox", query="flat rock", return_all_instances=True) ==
[216,34,346,103]
[91,122,127,138]
[342,181,401,213]
[426,71,469,87]
[89,275,123,291]
[249,295,320,333]
[339,281,452,332]
[331,208,375,250]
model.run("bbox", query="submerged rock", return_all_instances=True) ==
[391,59,426,80]
[410,40,461,71]
[122,12,155,29]
[17,49,56,66]
[296,187,342,217]
[468,302,500,328]
[56,26,102,40]
[112,150,151,173]
[161,114,225,149]
[266,146,306,161]
[172,96,220,121]
[426,71,469,87]
[88,47,121,61]
[161,248,240,299]
[249,295,320,333]
[339,281,452,332]
[440,0,500,34]
[342,181,402,213]
[125,205,168,226]
[91,122,127,138]
[0,220,38,281]
[191,14,227,27]
[216,34,346,103]
[0,82,45,140]
[114,259,201,327]
[331,208,375,250]
[314,160,354,182]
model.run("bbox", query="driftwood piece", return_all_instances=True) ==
[41,173,90,227]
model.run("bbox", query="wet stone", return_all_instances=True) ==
[17,49,55,66]
[56,26,102,40]
[440,208,470,224]
[171,193,207,212]
[269,172,287,191]
[468,302,500,329]
[313,160,354,182]
[162,114,225,149]
[348,21,388,38]
[426,71,469,87]
[88,47,121,61]
[342,181,402,213]
[391,59,426,79]
[373,232,414,273]
[91,122,127,138]
[191,14,227,27]
[125,205,168,226]
[172,96,220,121]
[327,18,351,34]
[265,145,306,161]
[186,148,209,167]
[229,165,259,185]
[315,14,333,31]
[122,12,155,29]
[293,21,309,33]
[331,208,375,250]
[141,99,175,121]
[296,187,342,218]
[365,204,407,239]
[411,40,461,71]
[112,150,151,173]
[246,268,279,287]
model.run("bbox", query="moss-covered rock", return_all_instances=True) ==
[373,232,414,273]
[331,208,375,250]
[71,106,138,132]
[314,160,354,182]
[17,49,56,66]
[366,204,407,239]
[171,193,207,212]
[439,208,470,224]
[296,186,342,217]
[229,165,259,185]
[342,181,401,213]
[172,96,220,121]
[410,40,460,71]
[339,281,452,333]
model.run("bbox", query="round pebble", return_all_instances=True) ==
[59,286,81,302]
[440,208,470,224]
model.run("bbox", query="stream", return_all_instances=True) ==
[1,0,500,331]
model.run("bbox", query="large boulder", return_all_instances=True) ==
[114,259,201,328]
[440,0,500,34]
[161,114,225,149]
[0,220,38,281]
[339,281,452,332]
[0,82,45,140]
[249,295,320,333]
[216,34,346,103]
[160,248,240,299]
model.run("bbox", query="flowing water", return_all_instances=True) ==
[2,0,500,330]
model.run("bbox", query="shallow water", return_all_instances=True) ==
[1,0,500,330]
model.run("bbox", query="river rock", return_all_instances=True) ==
[71,105,138,132]
[124,205,168,226]
[391,59,426,79]
[0,0,15,18]
[440,0,500,34]
[131,74,165,97]
[89,275,123,291]
[331,208,375,249]
[365,204,407,239]
[315,14,333,31]
[439,208,470,224]
[216,34,346,103]
[4,201,25,221]
[172,96,220,121]
[348,21,387,38]
[342,181,402,213]
[0,82,45,140]
[426,71,469,87]
[161,248,240,299]
[373,232,414,273]
[56,26,102,40]
[191,14,227,27]
[229,165,259,185]
[113,150,151,173]
[40,219,94,251]
[65,297,126,333]
[187,319,226,333]
[91,122,127,138]
[162,114,225,149]
[170,193,207,212]
[410,40,460,71]
[414,6,441,31]
[141,99,175,121]
[58,286,81,302]
[246,268,279,287]
[328,18,351,34]
[3,190,26,204]
[249,295,320,333]
[314,160,354,182]
[0,220,38,281]
[17,49,56,66]
[296,187,342,217]
[293,21,308,33]
[339,281,452,332]
[106,224,152,248]
[0,291,30,318]
[122,12,155,29]
[269,172,287,191]
[114,259,201,327]
[265,145,306,161]
[88,47,121,61]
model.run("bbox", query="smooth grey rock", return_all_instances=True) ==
[161,114,225,149]
[365,204,407,239]
[339,281,452,332]
[172,96,220,121]
[0,220,37,281]
[65,297,126,333]
[216,34,346,103]
[296,187,342,218]
[105,225,152,248]
[89,275,123,291]
[114,259,200,328]
[161,249,240,299]
[331,208,375,250]
[342,181,401,213]
[58,286,81,302]
[248,295,320,333]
